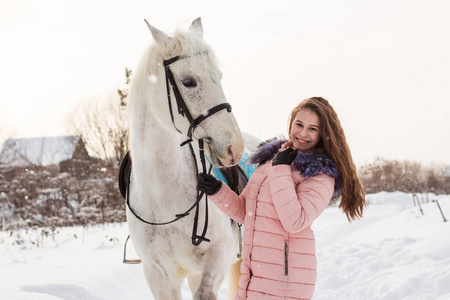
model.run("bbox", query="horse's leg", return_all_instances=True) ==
[194,244,230,300]
[142,261,183,300]
[187,273,202,298]
[227,258,242,300]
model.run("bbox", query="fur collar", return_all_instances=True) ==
[247,137,342,198]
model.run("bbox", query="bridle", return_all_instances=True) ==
[164,50,232,145]
[126,50,232,246]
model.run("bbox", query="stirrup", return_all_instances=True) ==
[123,235,141,264]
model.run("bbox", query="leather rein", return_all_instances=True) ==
[125,50,232,246]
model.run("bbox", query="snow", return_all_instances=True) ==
[314,192,450,300]
[1,192,449,300]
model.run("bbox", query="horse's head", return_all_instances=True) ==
[140,18,244,167]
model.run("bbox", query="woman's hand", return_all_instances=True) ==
[272,147,298,166]
[197,173,222,195]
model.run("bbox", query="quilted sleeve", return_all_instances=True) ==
[268,165,335,233]
[208,182,247,224]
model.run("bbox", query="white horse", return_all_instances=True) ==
[126,18,244,300]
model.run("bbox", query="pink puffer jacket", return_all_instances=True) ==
[210,139,340,300]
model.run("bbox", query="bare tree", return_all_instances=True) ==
[401,160,424,192]
[67,68,130,166]
[359,158,449,194]
[424,164,446,194]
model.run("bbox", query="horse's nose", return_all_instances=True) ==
[223,143,244,167]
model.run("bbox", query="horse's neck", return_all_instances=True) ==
[137,123,186,169]
[131,113,199,198]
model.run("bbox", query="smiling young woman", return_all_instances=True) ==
[287,97,366,221]
[197,96,366,299]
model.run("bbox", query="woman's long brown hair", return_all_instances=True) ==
[288,97,366,221]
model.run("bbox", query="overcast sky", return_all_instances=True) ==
[1,0,449,166]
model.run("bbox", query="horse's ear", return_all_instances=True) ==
[189,17,203,38]
[144,19,172,47]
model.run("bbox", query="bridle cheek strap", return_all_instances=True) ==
[165,66,194,133]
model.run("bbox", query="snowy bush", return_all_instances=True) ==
[0,162,125,230]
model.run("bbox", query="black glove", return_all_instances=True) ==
[272,147,298,166]
[197,173,222,195]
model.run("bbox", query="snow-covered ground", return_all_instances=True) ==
[314,192,450,300]
[1,192,449,300]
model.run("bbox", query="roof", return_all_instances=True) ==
[0,136,84,168]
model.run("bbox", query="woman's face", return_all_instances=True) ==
[289,109,321,153]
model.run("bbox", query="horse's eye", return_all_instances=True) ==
[181,77,197,88]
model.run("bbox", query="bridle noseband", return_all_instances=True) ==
[126,50,232,246]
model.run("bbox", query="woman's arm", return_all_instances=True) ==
[208,183,247,224]
[268,165,334,233]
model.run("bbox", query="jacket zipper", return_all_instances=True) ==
[285,241,289,276]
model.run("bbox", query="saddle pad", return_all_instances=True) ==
[212,152,257,194]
